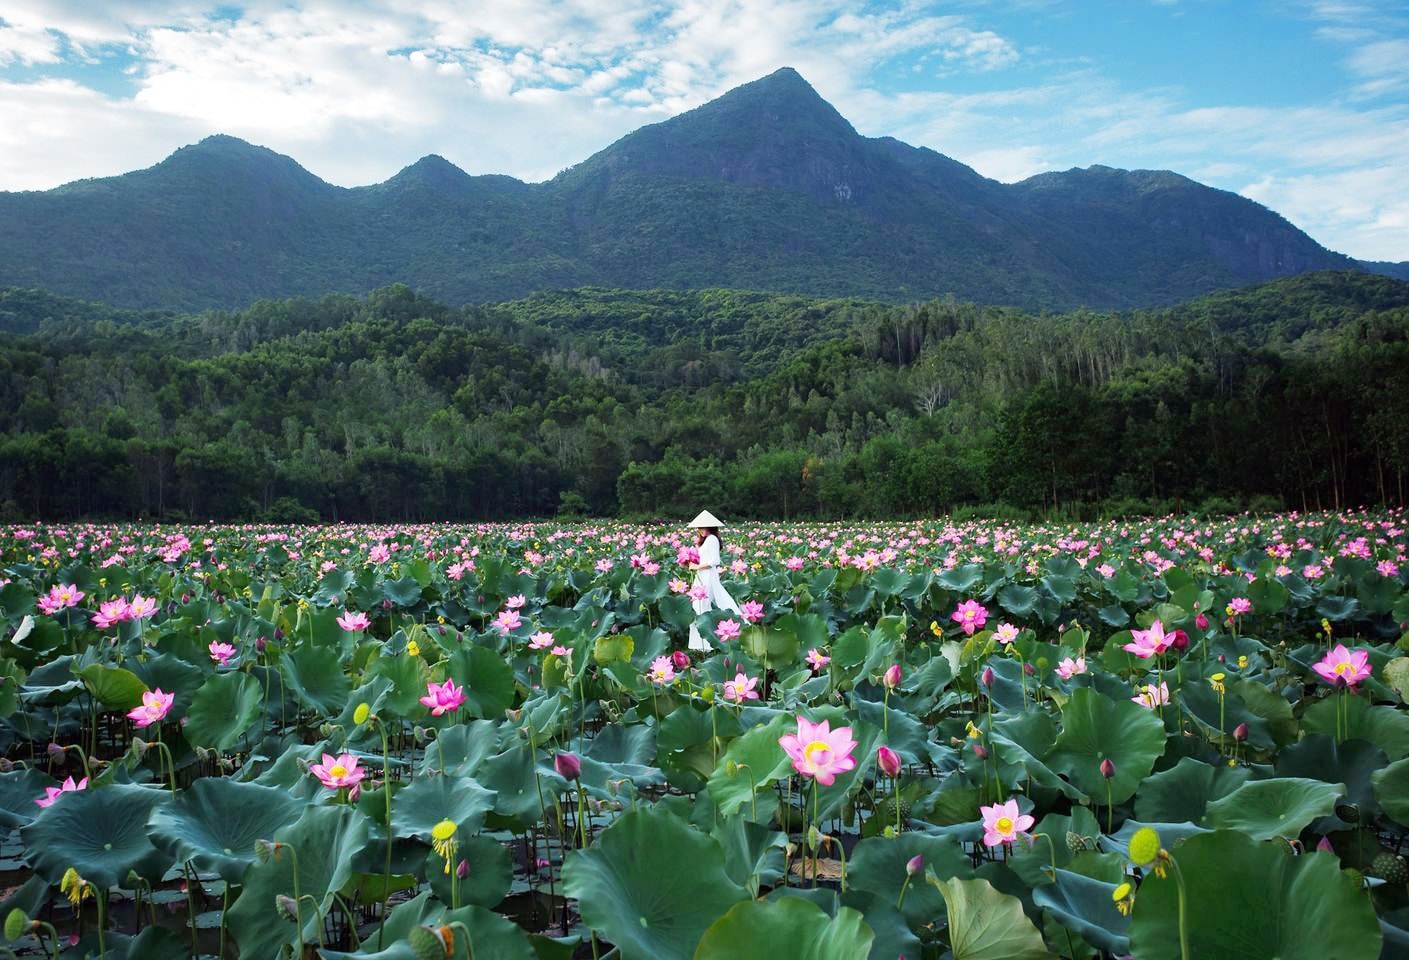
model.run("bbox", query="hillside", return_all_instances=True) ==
[0,270,1405,520]
[0,69,1365,312]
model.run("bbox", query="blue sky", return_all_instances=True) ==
[1,0,1406,260]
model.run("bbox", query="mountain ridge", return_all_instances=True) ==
[0,67,1382,311]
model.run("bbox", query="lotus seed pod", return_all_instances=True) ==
[408,924,454,960]
[1334,800,1359,823]
[1065,832,1087,854]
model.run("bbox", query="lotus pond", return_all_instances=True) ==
[1,512,1408,959]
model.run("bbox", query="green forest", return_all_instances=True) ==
[1,269,1407,522]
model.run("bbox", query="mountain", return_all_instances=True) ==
[0,68,1368,311]
[1361,260,1409,282]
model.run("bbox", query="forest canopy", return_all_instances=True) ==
[1,270,1407,522]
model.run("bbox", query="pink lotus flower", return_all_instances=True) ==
[506,594,527,609]
[951,599,989,636]
[92,598,132,629]
[779,716,857,787]
[668,578,689,594]
[337,610,371,632]
[35,775,87,808]
[128,594,158,619]
[310,752,366,790]
[595,558,613,573]
[420,678,467,716]
[550,645,570,657]
[806,648,830,672]
[492,609,522,635]
[689,584,709,602]
[715,619,741,642]
[647,655,675,685]
[722,672,760,704]
[980,797,1034,847]
[208,641,237,667]
[994,623,1020,645]
[1132,681,1170,709]
[1096,563,1116,578]
[1056,656,1086,679]
[37,584,84,615]
[1123,620,1173,659]
[676,545,700,565]
[1313,644,1372,688]
[785,557,805,571]
[127,688,174,728]
[740,600,765,623]
[1227,597,1252,616]
[528,630,554,650]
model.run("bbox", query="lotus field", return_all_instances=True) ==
[3,512,1409,960]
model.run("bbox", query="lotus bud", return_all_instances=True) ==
[255,636,267,653]
[1100,758,1116,779]
[671,650,690,671]
[457,858,470,879]
[1217,653,1226,663]
[1232,722,1248,742]
[972,742,989,760]
[1023,661,1035,676]
[981,666,995,688]
[1195,612,1210,631]
[409,924,454,960]
[275,894,299,921]
[877,746,901,778]
[883,664,903,689]
[349,783,361,803]
[5,908,30,940]
[1316,836,1334,853]
[906,854,923,877]
[554,752,581,781]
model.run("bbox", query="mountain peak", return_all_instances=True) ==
[387,154,471,189]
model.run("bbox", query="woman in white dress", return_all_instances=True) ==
[686,510,744,651]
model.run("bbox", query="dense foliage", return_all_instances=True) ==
[0,512,1406,959]
[1,271,1407,522]
[0,69,1366,313]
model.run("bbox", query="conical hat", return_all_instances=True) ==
[688,510,723,528]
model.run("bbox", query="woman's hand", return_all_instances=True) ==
[687,562,700,571]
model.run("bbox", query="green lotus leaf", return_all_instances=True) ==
[930,875,1052,960]
[0,768,58,830]
[20,782,171,889]
[1032,867,1130,955]
[182,671,264,752]
[1275,735,1386,818]
[77,663,148,710]
[427,833,513,908]
[281,642,351,714]
[146,777,303,882]
[1047,687,1166,803]
[847,832,971,928]
[1203,777,1344,841]
[695,897,874,960]
[1129,829,1381,960]
[561,807,748,960]
[449,644,517,720]
[1303,695,1409,761]
[1133,757,1250,823]
[706,714,792,818]
[225,804,371,959]
[389,772,495,841]
[476,742,567,824]
[1372,756,1409,826]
